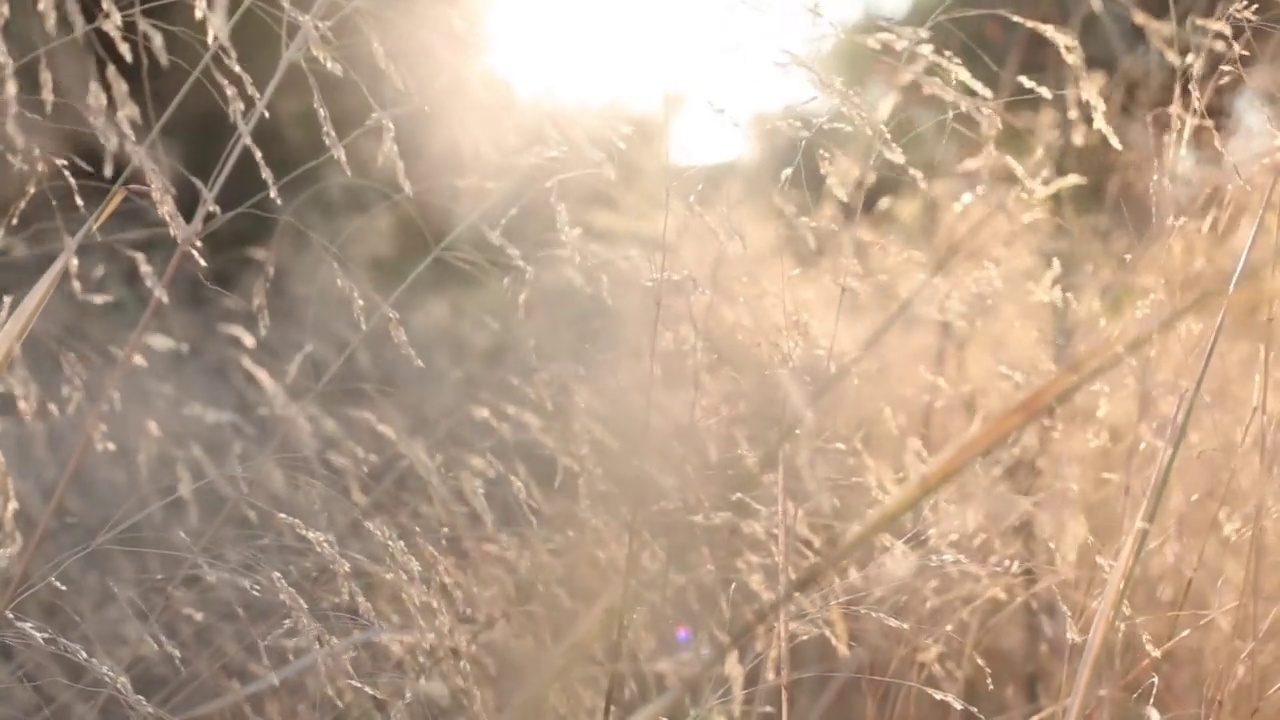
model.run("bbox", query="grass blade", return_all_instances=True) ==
[1061,175,1279,720]
[0,186,129,376]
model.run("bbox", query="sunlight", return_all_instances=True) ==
[667,100,753,169]
[480,0,887,166]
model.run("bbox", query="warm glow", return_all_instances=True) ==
[481,0,908,167]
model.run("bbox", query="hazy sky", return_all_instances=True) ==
[482,0,911,165]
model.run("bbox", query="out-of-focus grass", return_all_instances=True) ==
[4,3,1280,720]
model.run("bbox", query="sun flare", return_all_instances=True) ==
[480,0,903,166]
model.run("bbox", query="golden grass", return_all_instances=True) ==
[4,2,1280,720]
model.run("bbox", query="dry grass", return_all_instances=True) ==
[1,1,1280,719]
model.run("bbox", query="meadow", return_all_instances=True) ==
[0,2,1278,719]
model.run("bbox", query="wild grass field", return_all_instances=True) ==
[1,1,1280,719]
